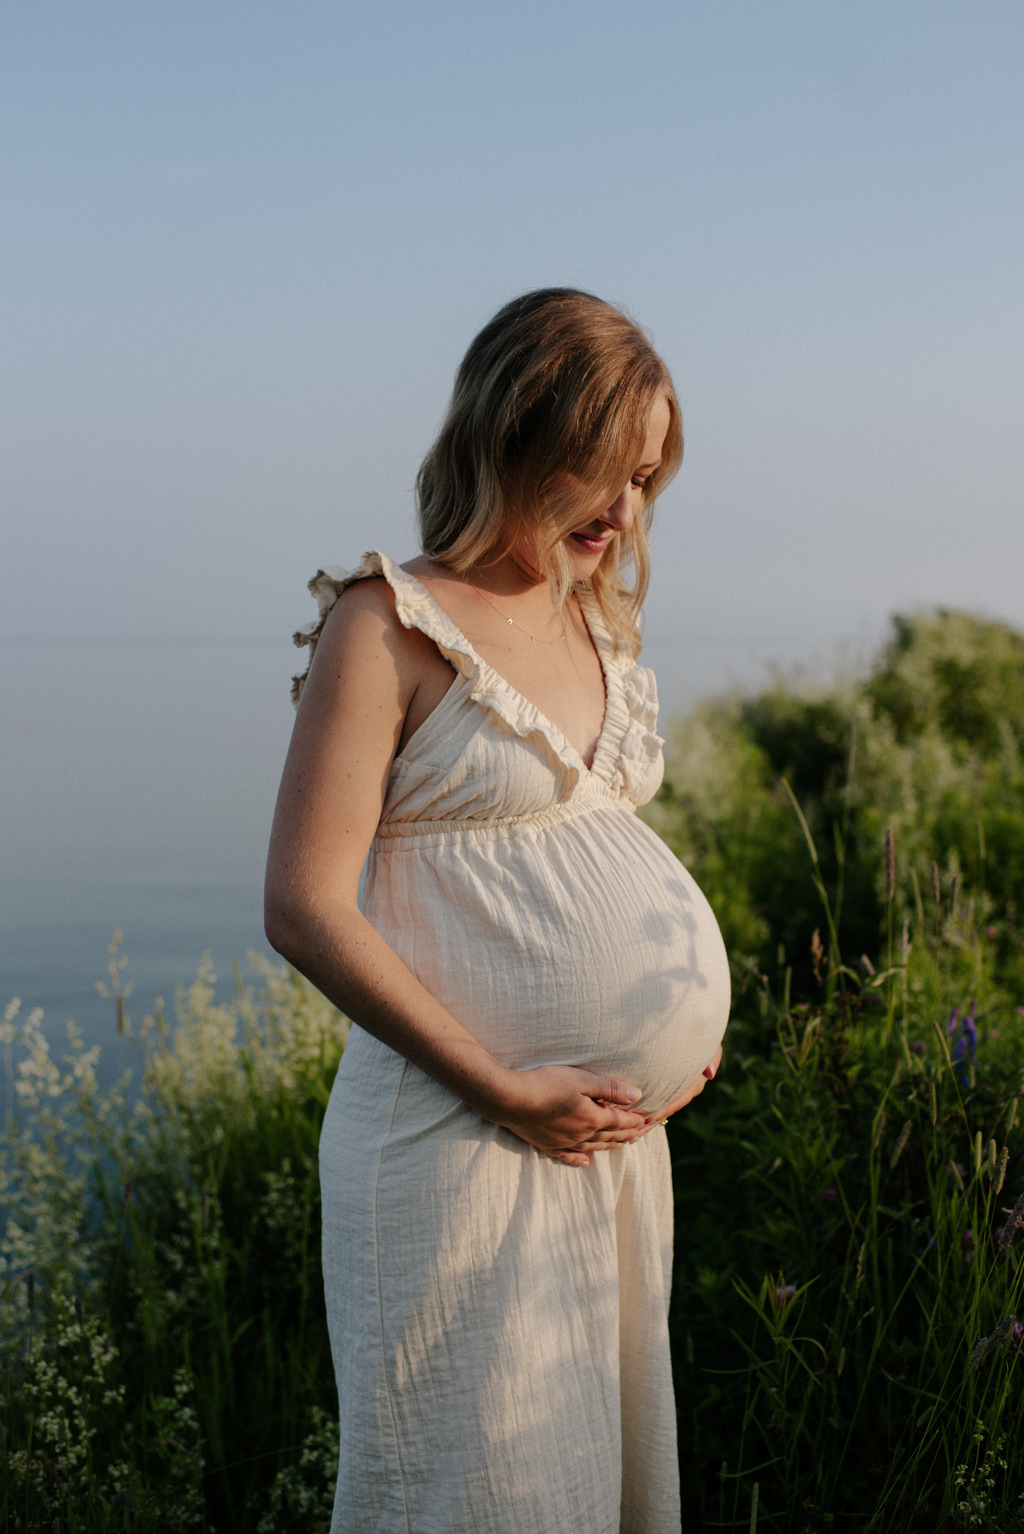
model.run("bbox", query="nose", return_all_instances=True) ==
[601,485,635,533]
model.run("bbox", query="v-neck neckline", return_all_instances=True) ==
[400,566,617,777]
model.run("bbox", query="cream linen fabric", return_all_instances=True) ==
[295,553,730,1534]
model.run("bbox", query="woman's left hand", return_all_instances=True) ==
[640,1045,722,1133]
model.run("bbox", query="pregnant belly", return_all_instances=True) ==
[364,804,731,1114]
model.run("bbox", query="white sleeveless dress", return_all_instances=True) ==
[295,553,730,1534]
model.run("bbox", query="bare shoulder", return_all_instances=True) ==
[401,554,442,581]
[317,573,401,641]
[303,575,437,704]
[293,566,457,765]
[401,554,460,603]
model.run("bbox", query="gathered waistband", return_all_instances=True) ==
[372,789,631,850]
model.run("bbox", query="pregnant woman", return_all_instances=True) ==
[264,288,730,1534]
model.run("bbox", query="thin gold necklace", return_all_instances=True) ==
[475,586,567,645]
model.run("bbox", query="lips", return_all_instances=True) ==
[570,531,612,554]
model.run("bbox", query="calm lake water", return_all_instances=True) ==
[2,640,294,1084]
[2,631,824,1086]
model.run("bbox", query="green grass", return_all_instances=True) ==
[669,897,1024,1530]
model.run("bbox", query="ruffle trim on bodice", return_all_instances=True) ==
[576,587,664,798]
[292,551,664,804]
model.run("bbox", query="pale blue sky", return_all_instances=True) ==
[3,2,1023,1044]
[4,0,1023,666]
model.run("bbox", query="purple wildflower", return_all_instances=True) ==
[948,1004,977,1082]
[776,1284,797,1305]
[961,1228,975,1265]
[910,1039,926,1054]
[962,1008,978,1054]
[822,1188,837,1205]
[986,924,999,939]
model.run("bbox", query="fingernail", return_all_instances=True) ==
[625,1086,642,1103]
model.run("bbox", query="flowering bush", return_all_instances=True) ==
[1,953,347,1532]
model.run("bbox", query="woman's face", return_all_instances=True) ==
[562,394,672,581]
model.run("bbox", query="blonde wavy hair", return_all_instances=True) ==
[416,288,683,654]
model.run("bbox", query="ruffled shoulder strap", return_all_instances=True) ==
[291,553,665,800]
[292,551,594,788]
[291,551,461,703]
[291,556,579,788]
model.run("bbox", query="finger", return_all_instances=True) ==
[586,1127,644,1146]
[582,1073,643,1107]
[578,1122,650,1148]
[644,1075,710,1125]
[703,1046,723,1079]
[589,1101,648,1130]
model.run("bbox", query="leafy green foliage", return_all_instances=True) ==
[671,930,1024,1530]
[645,609,1024,1014]
[653,610,1024,1529]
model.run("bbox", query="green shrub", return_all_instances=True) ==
[654,610,1024,1529]
[645,609,1024,1019]
[1,951,347,1533]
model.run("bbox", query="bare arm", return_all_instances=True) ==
[264,579,647,1166]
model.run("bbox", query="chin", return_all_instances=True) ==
[567,552,607,583]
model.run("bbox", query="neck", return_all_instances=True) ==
[470,550,545,598]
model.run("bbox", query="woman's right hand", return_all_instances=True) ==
[487,1063,648,1168]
